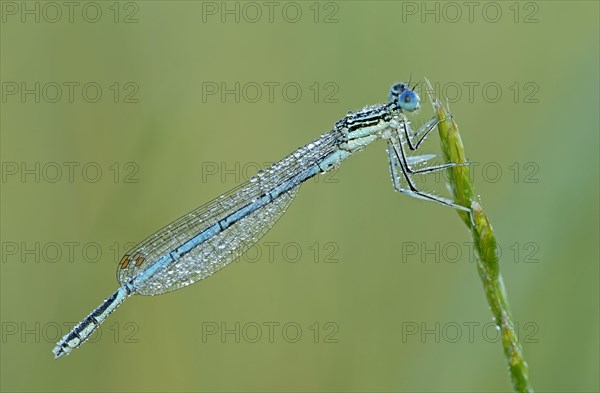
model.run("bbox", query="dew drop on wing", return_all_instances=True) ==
[119,185,301,296]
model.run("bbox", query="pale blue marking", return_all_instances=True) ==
[219,193,271,229]
[318,150,350,171]
[177,223,221,255]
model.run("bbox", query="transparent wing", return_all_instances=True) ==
[133,185,299,295]
[116,130,339,295]
[116,179,269,286]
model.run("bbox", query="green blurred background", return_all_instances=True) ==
[1,1,598,392]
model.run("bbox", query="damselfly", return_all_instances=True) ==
[53,81,469,358]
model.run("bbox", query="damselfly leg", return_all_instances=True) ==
[402,115,453,151]
[386,122,471,213]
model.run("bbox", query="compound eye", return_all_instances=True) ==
[397,90,420,112]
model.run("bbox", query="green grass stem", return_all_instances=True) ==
[424,79,533,392]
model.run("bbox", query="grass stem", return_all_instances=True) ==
[425,78,533,392]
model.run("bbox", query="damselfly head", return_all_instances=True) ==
[387,82,408,102]
[388,82,420,113]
